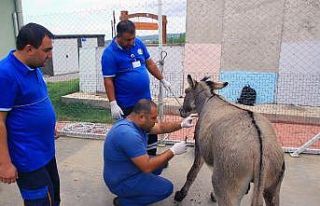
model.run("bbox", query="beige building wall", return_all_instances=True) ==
[0,0,16,58]
[186,0,320,72]
[221,0,284,72]
[186,0,224,44]
[186,0,285,72]
[281,0,320,42]
[185,0,224,78]
[185,0,320,106]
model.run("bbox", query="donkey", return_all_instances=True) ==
[175,75,285,206]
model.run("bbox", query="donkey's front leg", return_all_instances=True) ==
[174,139,204,202]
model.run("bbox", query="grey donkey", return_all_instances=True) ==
[175,75,285,206]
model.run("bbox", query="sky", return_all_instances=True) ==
[22,0,186,39]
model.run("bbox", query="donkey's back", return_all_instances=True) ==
[198,97,281,166]
[175,75,285,206]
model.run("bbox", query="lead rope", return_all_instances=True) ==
[157,51,185,146]
[158,51,183,107]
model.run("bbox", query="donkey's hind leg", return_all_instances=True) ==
[263,180,282,206]
[212,169,251,206]
[263,162,285,206]
[174,142,204,202]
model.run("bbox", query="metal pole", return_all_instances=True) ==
[12,12,19,37]
[290,132,320,157]
[15,0,24,29]
[111,20,114,39]
[113,10,116,37]
[158,0,164,122]
[157,0,168,146]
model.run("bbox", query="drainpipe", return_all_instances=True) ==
[13,0,24,36]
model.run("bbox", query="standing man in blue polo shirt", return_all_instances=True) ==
[0,23,60,206]
[104,99,196,206]
[101,20,172,157]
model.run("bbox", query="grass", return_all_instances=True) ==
[47,79,113,123]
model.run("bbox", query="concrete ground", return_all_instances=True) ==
[1,137,320,206]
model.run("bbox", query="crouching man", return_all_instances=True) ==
[103,99,196,206]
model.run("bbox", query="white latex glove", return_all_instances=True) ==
[170,141,187,155]
[181,114,198,128]
[160,79,171,91]
[110,100,124,120]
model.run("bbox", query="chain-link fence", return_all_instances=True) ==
[25,0,320,154]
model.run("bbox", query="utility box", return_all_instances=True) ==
[43,34,105,76]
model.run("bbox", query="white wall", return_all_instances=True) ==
[277,40,320,106]
[80,37,98,48]
[52,39,79,75]
[79,48,97,93]
[0,0,16,58]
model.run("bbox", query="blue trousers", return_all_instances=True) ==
[16,157,61,206]
[111,173,173,206]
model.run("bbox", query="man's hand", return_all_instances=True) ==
[181,114,198,128]
[110,100,124,120]
[170,141,187,155]
[160,79,171,91]
[0,162,18,184]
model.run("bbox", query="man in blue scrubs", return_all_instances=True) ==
[104,99,196,206]
[0,23,60,206]
[101,20,172,156]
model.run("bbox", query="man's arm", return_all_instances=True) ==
[149,114,197,135]
[146,58,172,91]
[0,112,18,184]
[149,121,182,135]
[131,140,187,173]
[103,77,116,102]
[131,150,174,173]
[146,59,163,80]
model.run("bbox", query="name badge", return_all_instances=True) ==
[132,60,141,68]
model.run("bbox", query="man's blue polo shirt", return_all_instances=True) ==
[101,38,152,109]
[103,119,147,191]
[0,51,56,172]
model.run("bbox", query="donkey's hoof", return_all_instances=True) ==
[174,191,186,202]
[210,192,217,202]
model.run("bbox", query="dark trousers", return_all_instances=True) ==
[16,157,61,206]
[123,107,158,156]
[112,172,173,206]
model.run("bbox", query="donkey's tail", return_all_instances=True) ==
[249,111,265,206]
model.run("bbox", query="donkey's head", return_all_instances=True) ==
[179,74,228,117]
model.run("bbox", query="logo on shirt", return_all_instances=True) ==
[137,49,143,55]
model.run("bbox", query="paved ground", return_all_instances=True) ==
[1,137,320,206]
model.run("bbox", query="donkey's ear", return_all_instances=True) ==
[187,74,196,88]
[213,81,229,89]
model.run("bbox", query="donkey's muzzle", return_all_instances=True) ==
[179,108,187,118]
